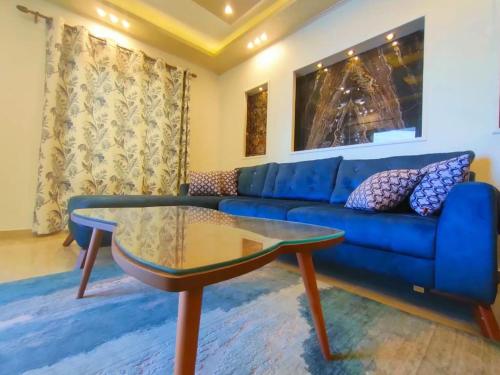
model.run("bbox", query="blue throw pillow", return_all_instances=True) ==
[410,154,471,216]
[345,169,422,211]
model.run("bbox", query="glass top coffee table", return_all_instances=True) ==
[71,206,344,375]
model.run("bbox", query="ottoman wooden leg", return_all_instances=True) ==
[77,228,104,299]
[62,233,74,247]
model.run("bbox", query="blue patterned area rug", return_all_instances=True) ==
[1,263,499,374]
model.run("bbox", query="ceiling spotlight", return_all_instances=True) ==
[386,32,394,41]
[254,37,261,45]
[354,56,359,61]
[247,42,254,49]
[122,20,130,29]
[323,68,328,72]
[96,8,106,17]
[224,4,233,15]
[259,87,263,91]
[109,14,119,23]
[392,41,398,46]
[347,49,354,56]
[316,63,323,68]
[260,33,268,41]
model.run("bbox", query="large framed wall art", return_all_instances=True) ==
[294,18,425,151]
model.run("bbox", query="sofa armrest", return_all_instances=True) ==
[435,182,498,305]
[179,183,190,196]
[67,194,181,249]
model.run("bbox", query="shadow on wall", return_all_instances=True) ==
[473,157,492,182]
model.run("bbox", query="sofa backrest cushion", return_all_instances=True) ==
[330,151,475,204]
[237,163,275,197]
[263,156,343,201]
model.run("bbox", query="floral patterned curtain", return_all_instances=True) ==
[33,19,191,234]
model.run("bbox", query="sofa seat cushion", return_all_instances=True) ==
[287,205,438,259]
[219,197,322,220]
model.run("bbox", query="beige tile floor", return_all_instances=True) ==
[0,230,498,338]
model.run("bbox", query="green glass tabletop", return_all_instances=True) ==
[72,206,344,275]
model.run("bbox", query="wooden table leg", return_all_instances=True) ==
[296,252,333,360]
[174,288,203,375]
[77,228,104,299]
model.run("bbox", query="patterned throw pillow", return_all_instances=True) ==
[188,171,222,196]
[410,154,470,216]
[345,169,422,211]
[219,170,238,196]
[188,170,238,196]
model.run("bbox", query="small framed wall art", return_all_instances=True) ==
[245,83,268,157]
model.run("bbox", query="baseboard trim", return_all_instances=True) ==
[0,229,33,239]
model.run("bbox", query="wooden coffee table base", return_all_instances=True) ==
[72,211,343,375]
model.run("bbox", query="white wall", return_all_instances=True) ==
[218,0,500,187]
[0,0,220,231]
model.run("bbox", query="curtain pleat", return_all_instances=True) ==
[33,19,191,234]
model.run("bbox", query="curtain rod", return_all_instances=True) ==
[16,4,197,78]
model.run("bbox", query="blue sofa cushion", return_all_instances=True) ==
[219,197,321,220]
[264,157,343,201]
[237,163,275,197]
[331,151,474,204]
[287,205,438,259]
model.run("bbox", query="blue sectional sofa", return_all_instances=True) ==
[68,151,499,338]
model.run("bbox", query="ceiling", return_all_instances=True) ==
[46,0,344,73]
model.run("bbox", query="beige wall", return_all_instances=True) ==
[0,0,220,231]
[217,0,500,186]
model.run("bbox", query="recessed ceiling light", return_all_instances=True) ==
[224,4,233,15]
[354,56,359,61]
[109,14,119,23]
[122,20,130,29]
[386,32,394,41]
[259,87,263,91]
[254,37,261,45]
[96,8,106,17]
[323,68,328,72]
[260,33,268,41]
[392,41,398,46]
[316,63,322,68]
[247,42,254,49]
[347,49,354,56]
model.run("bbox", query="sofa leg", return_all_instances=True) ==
[474,305,500,341]
[62,233,74,247]
[74,249,87,270]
